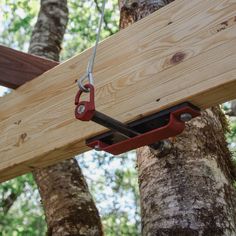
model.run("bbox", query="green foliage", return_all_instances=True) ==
[223,103,236,159]
[0,174,46,236]
[61,0,119,60]
[0,0,38,50]
[103,213,139,236]
[228,120,236,141]
[228,119,236,160]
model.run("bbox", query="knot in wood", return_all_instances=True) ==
[170,52,186,64]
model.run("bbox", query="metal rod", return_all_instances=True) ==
[92,110,139,138]
[92,110,161,150]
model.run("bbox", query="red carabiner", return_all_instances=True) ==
[75,84,95,121]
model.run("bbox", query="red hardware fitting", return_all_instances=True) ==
[75,84,95,121]
[86,105,200,155]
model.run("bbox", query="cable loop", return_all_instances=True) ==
[78,73,94,93]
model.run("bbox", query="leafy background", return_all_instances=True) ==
[0,1,235,235]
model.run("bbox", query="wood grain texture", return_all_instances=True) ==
[0,45,59,89]
[1,0,236,182]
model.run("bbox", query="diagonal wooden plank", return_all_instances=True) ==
[0,45,58,89]
[0,0,236,182]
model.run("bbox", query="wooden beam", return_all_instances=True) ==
[1,0,236,182]
[0,45,58,89]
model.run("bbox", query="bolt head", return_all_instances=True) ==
[180,113,192,122]
[94,145,101,151]
[77,105,85,114]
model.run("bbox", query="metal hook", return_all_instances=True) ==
[78,72,94,93]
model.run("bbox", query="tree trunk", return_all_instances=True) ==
[119,1,236,235]
[29,1,103,235]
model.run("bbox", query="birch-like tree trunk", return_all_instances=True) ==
[29,1,103,235]
[119,1,236,235]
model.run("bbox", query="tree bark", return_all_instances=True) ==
[34,159,103,236]
[29,1,103,235]
[119,1,236,235]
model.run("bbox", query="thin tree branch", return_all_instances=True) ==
[1,192,18,214]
